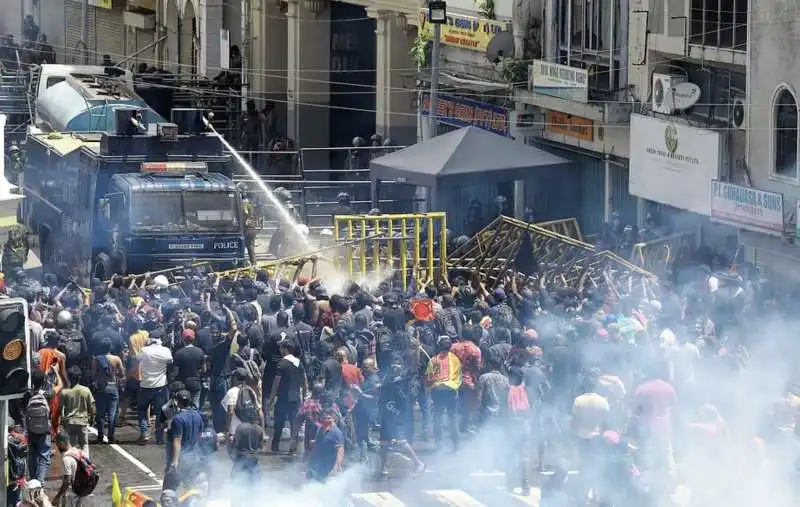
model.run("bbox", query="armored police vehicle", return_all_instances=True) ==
[19,66,246,282]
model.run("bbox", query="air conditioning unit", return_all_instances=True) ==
[731,95,746,130]
[651,73,686,115]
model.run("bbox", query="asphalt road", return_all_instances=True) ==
[41,410,554,507]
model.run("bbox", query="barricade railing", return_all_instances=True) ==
[230,149,300,177]
[629,231,696,278]
[333,212,448,290]
[534,218,584,242]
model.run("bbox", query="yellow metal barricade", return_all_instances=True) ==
[630,231,696,277]
[333,213,447,290]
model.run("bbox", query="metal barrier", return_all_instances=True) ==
[630,231,696,278]
[333,213,448,290]
[449,215,656,290]
[232,144,421,234]
[534,218,584,242]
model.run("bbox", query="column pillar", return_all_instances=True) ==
[286,0,302,143]
[374,10,391,138]
[200,0,223,76]
[286,0,329,150]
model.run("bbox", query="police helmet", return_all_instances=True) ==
[56,310,73,328]
[368,208,381,216]
[383,138,394,147]
[337,192,351,204]
[454,235,470,249]
[370,134,383,145]
[352,136,366,148]
[277,188,293,202]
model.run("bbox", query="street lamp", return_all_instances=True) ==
[426,1,446,140]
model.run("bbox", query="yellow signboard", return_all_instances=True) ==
[418,9,510,52]
[92,0,113,8]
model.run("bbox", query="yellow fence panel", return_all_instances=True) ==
[333,213,447,290]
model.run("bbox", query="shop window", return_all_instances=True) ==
[773,87,799,180]
[689,0,748,50]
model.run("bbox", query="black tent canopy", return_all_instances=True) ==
[369,126,570,210]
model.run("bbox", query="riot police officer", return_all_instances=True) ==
[240,184,260,265]
[333,192,355,217]
[369,134,383,160]
[3,225,30,278]
[345,137,369,176]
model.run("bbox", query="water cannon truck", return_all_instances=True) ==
[18,65,246,283]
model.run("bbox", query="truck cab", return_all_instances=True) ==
[97,162,245,277]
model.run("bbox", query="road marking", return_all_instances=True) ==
[426,490,485,506]
[351,492,407,506]
[468,471,505,477]
[109,444,161,483]
[510,488,541,506]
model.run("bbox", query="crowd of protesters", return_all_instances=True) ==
[4,241,800,507]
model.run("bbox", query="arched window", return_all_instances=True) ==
[774,88,799,179]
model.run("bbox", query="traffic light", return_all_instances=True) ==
[0,297,30,399]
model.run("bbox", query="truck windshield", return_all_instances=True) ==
[130,191,240,233]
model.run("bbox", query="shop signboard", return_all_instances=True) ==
[418,10,510,52]
[420,93,509,137]
[529,60,589,103]
[710,180,784,236]
[546,111,594,141]
[629,114,721,216]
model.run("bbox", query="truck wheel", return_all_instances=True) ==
[93,253,112,281]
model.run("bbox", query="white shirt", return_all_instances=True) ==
[222,385,262,436]
[222,386,243,435]
[138,343,173,389]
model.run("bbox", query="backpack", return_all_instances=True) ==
[508,384,530,415]
[7,430,27,483]
[26,391,51,435]
[354,329,376,365]
[234,385,260,424]
[232,346,262,384]
[70,450,100,497]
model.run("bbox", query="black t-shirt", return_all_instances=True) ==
[89,328,125,356]
[263,327,292,380]
[173,344,205,392]
[379,376,410,420]
[322,358,343,393]
[276,357,306,402]
[195,327,214,354]
[209,336,233,378]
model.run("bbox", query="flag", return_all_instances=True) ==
[111,473,122,507]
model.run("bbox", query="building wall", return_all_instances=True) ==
[748,0,800,206]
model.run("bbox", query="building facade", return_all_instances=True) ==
[744,0,800,279]
[624,0,747,259]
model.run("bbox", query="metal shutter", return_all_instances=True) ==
[135,29,157,67]
[64,0,96,64]
[93,0,126,65]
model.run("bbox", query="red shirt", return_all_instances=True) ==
[450,341,481,389]
[341,363,364,387]
[634,379,677,432]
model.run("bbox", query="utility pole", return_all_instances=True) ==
[81,0,89,64]
[426,1,447,140]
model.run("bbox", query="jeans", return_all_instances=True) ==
[209,376,229,433]
[430,386,459,449]
[232,457,260,481]
[96,386,120,442]
[64,424,90,456]
[272,400,299,451]
[27,433,52,482]
[137,386,168,443]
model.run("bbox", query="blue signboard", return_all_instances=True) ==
[420,93,510,137]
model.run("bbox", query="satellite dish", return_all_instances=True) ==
[486,31,514,64]
[672,82,701,111]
